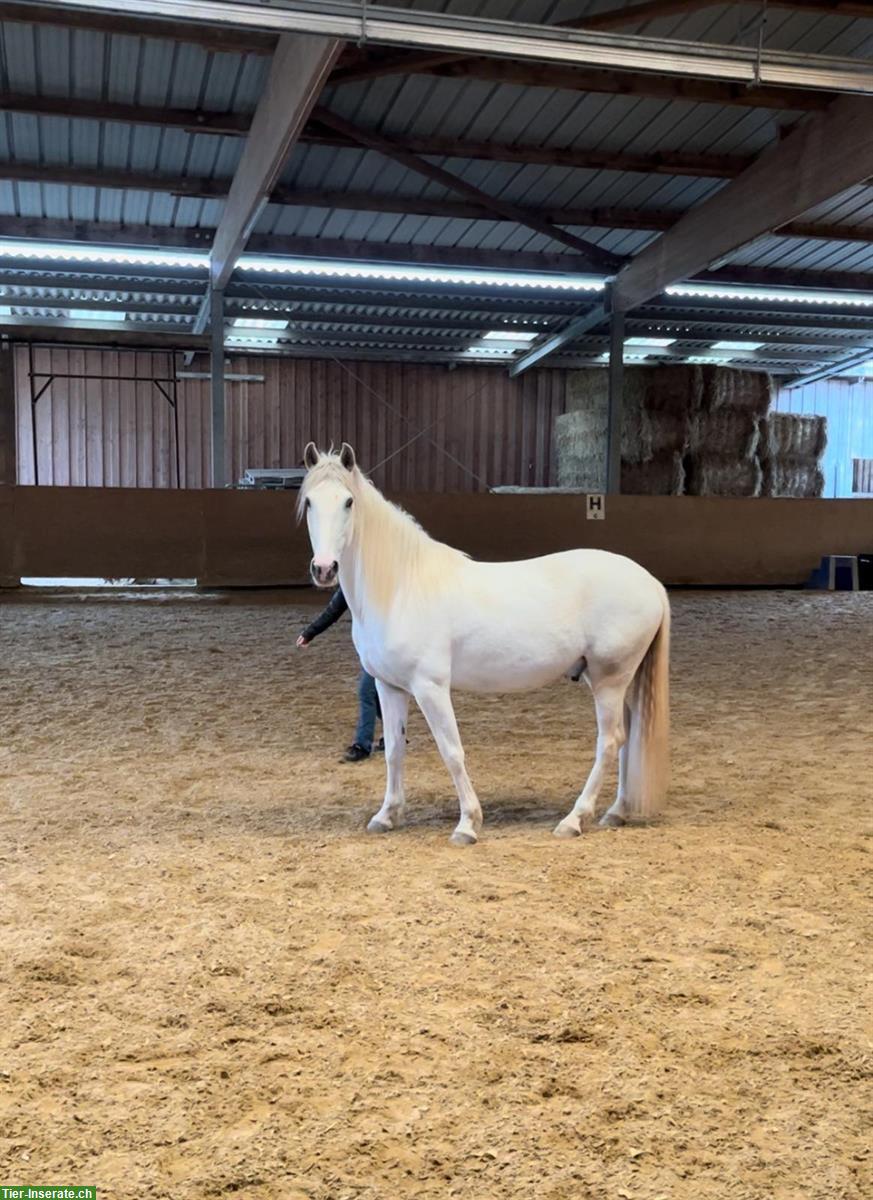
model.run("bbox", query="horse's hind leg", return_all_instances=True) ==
[601,700,632,828]
[413,680,483,847]
[554,675,630,839]
[367,681,410,833]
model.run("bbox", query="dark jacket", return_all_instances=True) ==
[301,587,348,642]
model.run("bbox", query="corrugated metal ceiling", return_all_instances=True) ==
[0,1,870,378]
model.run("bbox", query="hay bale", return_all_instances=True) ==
[564,371,651,462]
[563,370,694,466]
[621,382,650,463]
[621,452,685,496]
[685,453,763,497]
[643,365,703,415]
[648,409,692,457]
[701,367,772,417]
[762,459,825,498]
[760,412,827,461]
[690,409,759,460]
[554,409,606,490]
[565,370,609,413]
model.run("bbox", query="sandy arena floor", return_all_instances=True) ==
[0,588,870,1200]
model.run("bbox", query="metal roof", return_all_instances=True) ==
[0,1,871,379]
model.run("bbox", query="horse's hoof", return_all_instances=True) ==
[553,821,581,839]
[367,817,392,834]
[599,812,626,828]
[450,831,477,847]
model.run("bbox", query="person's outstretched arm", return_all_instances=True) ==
[296,587,349,646]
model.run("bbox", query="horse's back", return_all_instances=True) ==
[436,549,665,693]
[467,548,662,610]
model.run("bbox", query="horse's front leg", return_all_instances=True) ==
[366,680,410,834]
[413,680,482,847]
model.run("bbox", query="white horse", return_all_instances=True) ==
[300,443,670,846]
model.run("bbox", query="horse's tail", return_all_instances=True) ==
[624,590,671,819]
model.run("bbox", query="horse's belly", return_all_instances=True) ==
[450,632,578,693]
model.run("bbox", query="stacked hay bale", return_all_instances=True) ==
[685,368,770,497]
[759,412,827,497]
[632,365,699,495]
[555,366,698,495]
[554,372,615,491]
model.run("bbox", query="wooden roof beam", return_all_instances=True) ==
[205,34,341,293]
[0,90,251,134]
[0,91,759,177]
[407,58,832,112]
[612,93,873,313]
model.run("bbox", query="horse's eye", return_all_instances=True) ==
[345,497,354,509]
[304,498,311,512]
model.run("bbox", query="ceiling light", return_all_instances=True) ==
[710,340,763,352]
[624,336,675,348]
[238,255,606,293]
[595,351,652,362]
[683,354,748,364]
[65,308,128,321]
[231,317,288,330]
[481,329,539,342]
[0,240,207,270]
[667,282,873,308]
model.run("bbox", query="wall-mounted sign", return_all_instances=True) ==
[587,494,605,520]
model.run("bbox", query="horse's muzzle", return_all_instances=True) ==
[311,559,338,587]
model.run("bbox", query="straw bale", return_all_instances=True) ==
[685,453,763,497]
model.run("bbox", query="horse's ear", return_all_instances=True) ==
[303,442,319,470]
[339,442,356,472]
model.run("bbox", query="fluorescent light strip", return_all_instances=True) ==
[683,354,766,364]
[595,351,652,362]
[667,282,873,308]
[625,336,675,348]
[237,255,606,293]
[0,237,868,316]
[710,340,763,352]
[0,239,207,270]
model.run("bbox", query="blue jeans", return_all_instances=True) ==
[354,671,380,752]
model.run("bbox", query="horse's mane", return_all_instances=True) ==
[298,451,466,617]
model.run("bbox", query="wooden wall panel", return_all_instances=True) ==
[4,484,873,587]
[14,351,570,492]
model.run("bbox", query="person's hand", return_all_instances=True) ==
[296,634,309,648]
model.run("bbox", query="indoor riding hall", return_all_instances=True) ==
[0,3,871,1198]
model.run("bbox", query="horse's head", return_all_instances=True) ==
[299,442,359,587]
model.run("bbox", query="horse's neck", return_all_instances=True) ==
[340,489,417,625]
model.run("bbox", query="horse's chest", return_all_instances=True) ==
[352,622,415,686]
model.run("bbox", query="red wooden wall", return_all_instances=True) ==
[14,349,569,492]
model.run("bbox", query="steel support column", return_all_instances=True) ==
[210,287,226,489]
[606,310,625,495]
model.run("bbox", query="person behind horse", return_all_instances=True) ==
[296,586,381,762]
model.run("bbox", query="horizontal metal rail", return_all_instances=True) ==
[28,0,873,93]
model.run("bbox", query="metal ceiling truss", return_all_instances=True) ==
[19,1,873,94]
